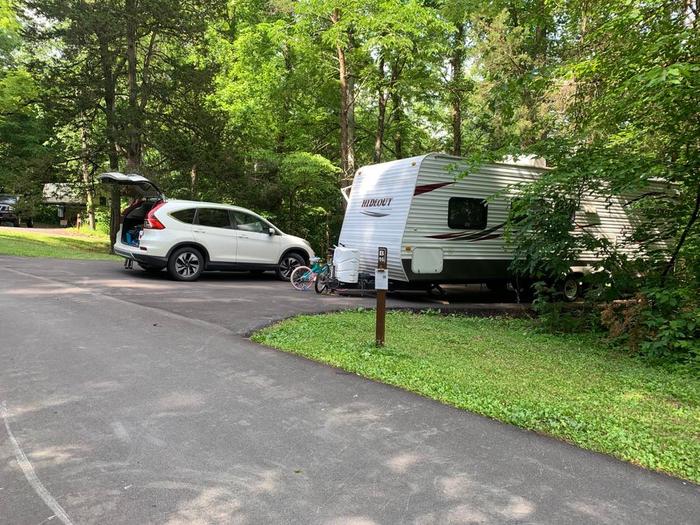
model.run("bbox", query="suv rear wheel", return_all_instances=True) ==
[168,247,204,281]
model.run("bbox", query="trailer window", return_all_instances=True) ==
[448,198,487,229]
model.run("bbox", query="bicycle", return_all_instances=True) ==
[290,256,326,291]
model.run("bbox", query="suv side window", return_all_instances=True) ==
[231,210,268,233]
[171,208,196,224]
[196,208,233,229]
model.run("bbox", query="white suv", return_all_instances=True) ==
[100,172,314,281]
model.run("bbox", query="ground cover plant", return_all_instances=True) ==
[253,310,700,483]
[0,228,116,260]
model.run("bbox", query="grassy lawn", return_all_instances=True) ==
[253,310,700,483]
[0,228,117,260]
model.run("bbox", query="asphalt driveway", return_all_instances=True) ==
[0,256,698,524]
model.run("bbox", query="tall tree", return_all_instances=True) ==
[23,0,226,245]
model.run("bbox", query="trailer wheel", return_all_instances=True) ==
[561,275,581,302]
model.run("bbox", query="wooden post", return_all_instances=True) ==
[375,247,388,346]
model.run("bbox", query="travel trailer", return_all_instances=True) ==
[337,153,644,299]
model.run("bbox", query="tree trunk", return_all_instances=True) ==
[390,62,403,159]
[97,34,121,250]
[450,22,465,156]
[278,42,293,152]
[80,121,96,230]
[332,9,355,183]
[374,56,387,163]
[662,185,700,282]
[125,0,141,172]
[190,164,198,199]
[288,190,295,232]
[533,0,547,61]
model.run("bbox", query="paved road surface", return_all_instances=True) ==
[0,257,697,524]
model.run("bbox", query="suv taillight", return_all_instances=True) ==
[144,201,166,230]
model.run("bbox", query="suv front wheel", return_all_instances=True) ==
[168,247,204,281]
[276,252,305,281]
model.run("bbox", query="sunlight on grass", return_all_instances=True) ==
[0,229,116,260]
[253,310,700,483]
[63,227,110,239]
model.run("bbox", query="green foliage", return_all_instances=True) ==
[254,310,700,482]
[507,176,611,280]
[495,1,699,361]
[277,152,340,251]
[639,286,700,366]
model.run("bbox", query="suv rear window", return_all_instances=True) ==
[197,208,233,228]
[171,208,196,224]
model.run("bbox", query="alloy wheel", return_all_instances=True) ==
[279,256,301,279]
[563,277,580,301]
[175,252,200,278]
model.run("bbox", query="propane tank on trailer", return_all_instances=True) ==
[333,246,360,284]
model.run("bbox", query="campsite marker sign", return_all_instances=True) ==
[375,247,388,346]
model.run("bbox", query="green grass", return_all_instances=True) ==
[62,227,111,239]
[0,228,117,260]
[253,310,700,483]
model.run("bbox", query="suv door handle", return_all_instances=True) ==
[193,229,205,233]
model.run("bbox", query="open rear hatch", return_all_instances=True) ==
[99,172,165,247]
[99,172,164,199]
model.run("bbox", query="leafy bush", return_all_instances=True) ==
[94,207,111,235]
[600,286,699,366]
[637,287,699,365]
[532,281,601,334]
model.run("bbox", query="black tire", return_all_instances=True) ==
[315,270,330,294]
[26,218,34,228]
[276,252,305,281]
[138,263,164,273]
[167,247,204,281]
[561,275,581,302]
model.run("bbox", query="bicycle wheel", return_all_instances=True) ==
[290,266,313,291]
[315,268,330,294]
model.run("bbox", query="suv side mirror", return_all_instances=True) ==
[268,227,275,236]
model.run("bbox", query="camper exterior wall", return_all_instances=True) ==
[402,155,540,282]
[337,155,424,281]
[340,153,647,284]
